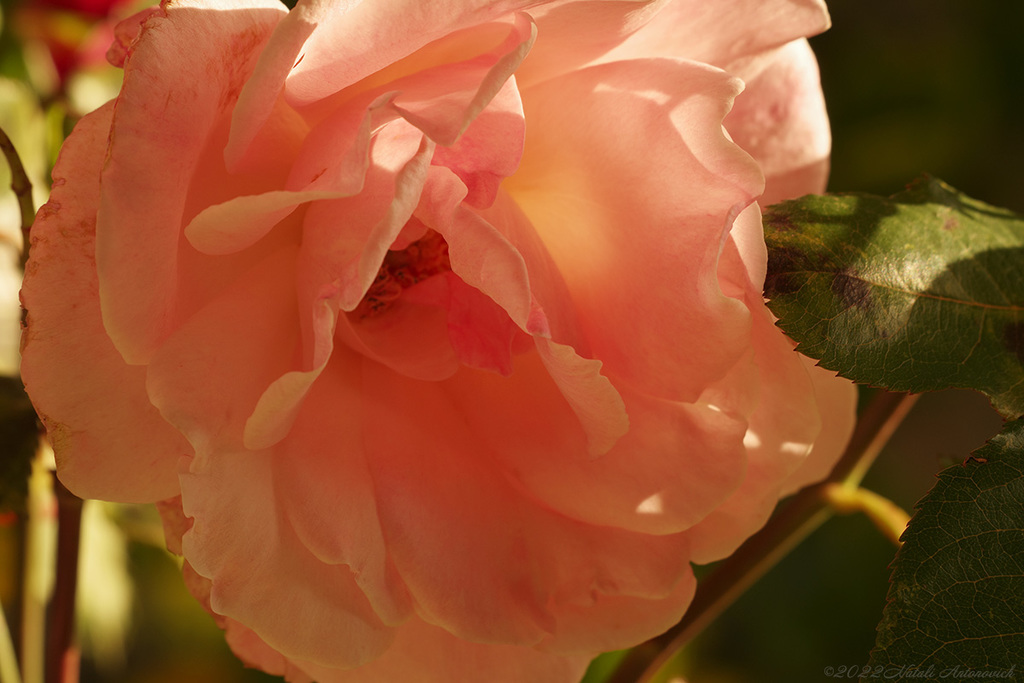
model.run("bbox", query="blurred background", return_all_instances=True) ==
[0,0,1020,681]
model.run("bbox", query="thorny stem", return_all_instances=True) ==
[0,125,35,270]
[606,391,920,683]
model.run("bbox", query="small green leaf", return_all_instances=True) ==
[764,176,1024,418]
[865,418,1024,681]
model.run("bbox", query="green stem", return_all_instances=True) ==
[824,484,910,547]
[606,390,919,683]
[0,125,35,270]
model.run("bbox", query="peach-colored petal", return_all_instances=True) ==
[387,13,535,147]
[780,354,857,495]
[96,0,286,364]
[444,349,747,535]
[509,58,762,401]
[180,447,396,669]
[272,351,413,625]
[285,0,540,105]
[515,0,667,87]
[146,249,300,454]
[430,77,525,208]
[106,6,161,68]
[602,0,830,67]
[535,338,629,457]
[300,121,432,313]
[363,362,693,650]
[725,39,831,204]
[684,205,855,562]
[224,0,322,170]
[20,103,187,503]
[418,167,536,330]
[184,189,353,256]
[298,618,592,683]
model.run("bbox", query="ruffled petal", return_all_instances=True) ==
[146,249,300,454]
[20,103,187,503]
[179,449,397,669]
[96,0,286,363]
[297,618,592,683]
[444,349,746,535]
[509,58,762,401]
[601,0,830,67]
[272,350,413,625]
[724,39,831,205]
[362,361,693,650]
[685,205,855,563]
[285,0,540,105]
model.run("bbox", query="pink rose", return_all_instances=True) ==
[21,0,856,681]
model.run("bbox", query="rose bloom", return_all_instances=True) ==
[21,0,856,680]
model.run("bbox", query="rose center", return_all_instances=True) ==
[353,229,451,319]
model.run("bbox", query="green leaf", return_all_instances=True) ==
[763,176,1024,419]
[865,418,1024,681]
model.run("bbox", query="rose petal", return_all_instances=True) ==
[684,206,855,562]
[180,447,396,668]
[146,249,300,454]
[430,75,525,208]
[445,348,747,535]
[297,618,592,683]
[20,102,188,503]
[509,58,762,401]
[362,362,692,649]
[601,0,830,67]
[96,0,286,364]
[725,39,831,204]
[285,0,540,105]
[272,350,413,625]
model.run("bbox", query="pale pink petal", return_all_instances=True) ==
[285,0,540,105]
[184,189,354,256]
[299,121,432,312]
[514,0,665,86]
[272,350,413,625]
[96,0,286,364]
[602,0,830,67]
[224,0,323,170]
[535,338,629,457]
[508,58,762,401]
[780,354,857,495]
[20,103,187,503]
[725,39,831,204]
[444,350,747,535]
[179,449,396,669]
[684,207,855,561]
[299,618,592,683]
[362,362,693,649]
[417,167,535,330]
[429,76,525,208]
[146,249,300,454]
